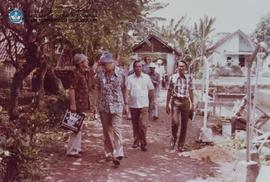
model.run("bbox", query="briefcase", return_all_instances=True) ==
[61,110,85,133]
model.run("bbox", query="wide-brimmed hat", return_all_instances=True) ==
[100,51,114,63]
[74,54,88,65]
[149,62,156,68]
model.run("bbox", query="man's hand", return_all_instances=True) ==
[93,106,97,114]
[124,104,129,116]
[166,104,170,115]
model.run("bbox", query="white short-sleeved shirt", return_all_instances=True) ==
[126,73,154,108]
[156,65,165,77]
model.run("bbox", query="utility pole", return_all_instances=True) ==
[245,45,260,162]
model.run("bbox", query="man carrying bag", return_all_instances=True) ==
[66,53,92,158]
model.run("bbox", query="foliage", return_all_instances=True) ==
[252,12,270,43]
[46,92,69,127]
[53,0,156,62]
[155,15,215,60]
[0,0,157,117]
[0,92,69,181]
[0,110,47,181]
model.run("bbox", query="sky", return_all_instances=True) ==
[151,0,270,35]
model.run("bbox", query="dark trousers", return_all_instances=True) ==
[171,97,190,148]
[130,107,148,146]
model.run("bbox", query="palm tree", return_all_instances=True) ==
[155,16,190,52]
[193,15,216,57]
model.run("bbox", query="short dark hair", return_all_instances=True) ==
[133,60,141,70]
[144,56,150,60]
[178,60,188,68]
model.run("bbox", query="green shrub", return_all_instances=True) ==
[0,93,69,181]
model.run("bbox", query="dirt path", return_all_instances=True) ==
[43,96,220,182]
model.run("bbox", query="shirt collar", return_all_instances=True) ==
[176,73,188,80]
[133,72,143,78]
[103,66,120,77]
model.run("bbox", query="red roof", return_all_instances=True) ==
[132,34,181,55]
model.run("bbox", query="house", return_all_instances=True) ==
[0,33,24,85]
[262,55,270,76]
[132,34,181,75]
[207,30,255,76]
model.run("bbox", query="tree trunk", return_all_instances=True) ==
[35,61,48,107]
[3,156,18,182]
[46,66,64,94]
[9,62,37,120]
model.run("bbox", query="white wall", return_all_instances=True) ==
[211,52,239,67]
[166,53,176,75]
[239,36,253,52]
[211,33,253,67]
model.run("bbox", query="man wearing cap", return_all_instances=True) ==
[142,56,151,74]
[67,53,92,157]
[125,60,155,151]
[166,60,195,152]
[95,51,127,167]
[148,62,161,120]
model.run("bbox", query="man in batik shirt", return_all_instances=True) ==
[95,52,127,167]
[67,53,92,157]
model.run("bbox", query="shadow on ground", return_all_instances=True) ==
[43,103,218,182]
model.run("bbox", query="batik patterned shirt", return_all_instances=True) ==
[70,69,93,112]
[96,67,125,113]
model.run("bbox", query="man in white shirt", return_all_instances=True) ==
[125,60,154,151]
[155,59,165,78]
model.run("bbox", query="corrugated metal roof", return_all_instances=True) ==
[0,32,24,62]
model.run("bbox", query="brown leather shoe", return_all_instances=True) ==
[67,153,81,158]
[153,116,159,120]
[112,157,120,166]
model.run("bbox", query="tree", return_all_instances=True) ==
[192,15,216,58]
[0,0,154,119]
[156,17,189,51]
[252,13,270,43]
[154,15,215,61]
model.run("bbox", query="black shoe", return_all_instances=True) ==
[170,138,176,149]
[140,145,147,152]
[112,157,120,166]
[116,156,123,160]
[153,116,159,120]
[132,143,139,148]
[67,153,81,158]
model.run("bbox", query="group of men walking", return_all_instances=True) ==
[66,51,195,167]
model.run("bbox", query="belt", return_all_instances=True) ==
[172,96,188,100]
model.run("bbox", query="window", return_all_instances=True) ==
[227,57,232,66]
[239,55,245,67]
